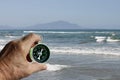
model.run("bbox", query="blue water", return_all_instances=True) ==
[0,29,120,80]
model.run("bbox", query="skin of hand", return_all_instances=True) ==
[0,33,47,80]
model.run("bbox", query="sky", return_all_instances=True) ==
[0,0,120,29]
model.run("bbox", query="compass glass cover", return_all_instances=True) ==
[32,44,50,63]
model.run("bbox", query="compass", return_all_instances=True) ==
[30,44,50,63]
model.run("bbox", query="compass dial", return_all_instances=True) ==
[32,44,50,63]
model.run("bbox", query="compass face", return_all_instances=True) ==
[32,44,50,63]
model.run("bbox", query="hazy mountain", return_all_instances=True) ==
[27,21,82,30]
[0,21,83,30]
[0,21,120,30]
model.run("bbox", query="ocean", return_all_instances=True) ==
[0,29,120,80]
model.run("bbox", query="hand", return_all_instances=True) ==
[0,33,47,80]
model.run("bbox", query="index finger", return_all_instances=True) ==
[22,33,41,45]
[20,33,42,55]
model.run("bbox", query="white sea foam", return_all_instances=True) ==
[46,63,69,71]
[94,31,113,34]
[0,39,10,45]
[0,45,4,50]
[0,39,12,50]
[94,36,120,43]
[95,36,106,42]
[106,37,120,42]
[24,30,115,34]
[50,47,120,56]
[0,39,6,43]
[24,31,92,34]
[5,35,18,38]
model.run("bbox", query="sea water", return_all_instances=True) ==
[0,30,120,80]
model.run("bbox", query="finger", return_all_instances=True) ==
[27,62,47,74]
[21,33,41,47]
[20,33,42,55]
